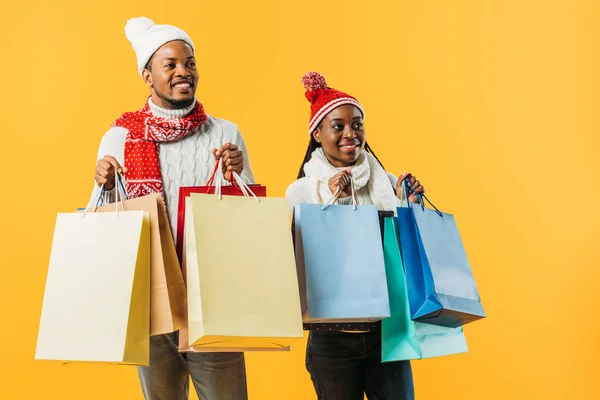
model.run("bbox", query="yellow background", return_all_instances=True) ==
[1,0,598,399]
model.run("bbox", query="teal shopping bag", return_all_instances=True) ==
[381,217,468,362]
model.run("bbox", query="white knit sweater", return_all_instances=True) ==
[90,99,255,238]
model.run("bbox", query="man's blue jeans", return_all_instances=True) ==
[137,331,248,400]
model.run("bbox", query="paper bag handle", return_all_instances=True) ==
[401,179,443,217]
[321,179,357,211]
[81,173,128,219]
[205,158,259,202]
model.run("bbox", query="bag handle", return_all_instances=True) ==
[321,179,357,211]
[401,179,443,217]
[205,158,259,202]
[113,173,128,217]
[81,173,128,219]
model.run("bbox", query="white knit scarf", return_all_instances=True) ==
[302,148,401,211]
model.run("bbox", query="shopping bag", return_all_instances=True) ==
[96,193,186,336]
[381,217,468,362]
[184,169,303,349]
[176,184,266,260]
[396,183,485,327]
[178,236,290,353]
[294,199,390,323]
[36,196,151,365]
[299,210,394,332]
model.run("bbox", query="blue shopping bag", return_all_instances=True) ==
[381,217,468,362]
[396,182,485,327]
[294,203,390,323]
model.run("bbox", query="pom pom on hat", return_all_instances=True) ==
[125,17,155,42]
[302,71,328,91]
[302,71,364,135]
[124,17,195,77]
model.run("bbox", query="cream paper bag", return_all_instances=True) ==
[35,207,151,365]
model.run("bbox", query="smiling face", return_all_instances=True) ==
[142,40,198,109]
[313,104,365,167]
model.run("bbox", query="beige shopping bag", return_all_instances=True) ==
[35,208,151,365]
[184,179,303,349]
[96,193,186,336]
[178,235,289,353]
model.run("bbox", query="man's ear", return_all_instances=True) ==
[142,69,153,88]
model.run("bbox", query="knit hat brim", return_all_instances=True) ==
[308,97,365,135]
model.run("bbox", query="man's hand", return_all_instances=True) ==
[95,155,127,190]
[212,143,243,182]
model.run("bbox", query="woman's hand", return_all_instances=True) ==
[396,172,425,203]
[328,168,353,198]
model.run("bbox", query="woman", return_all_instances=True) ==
[286,72,424,400]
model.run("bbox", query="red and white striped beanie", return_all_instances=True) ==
[302,71,365,135]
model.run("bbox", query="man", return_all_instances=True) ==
[91,17,251,400]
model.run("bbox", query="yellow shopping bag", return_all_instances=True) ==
[184,169,303,349]
[178,234,290,353]
[35,188,151,365]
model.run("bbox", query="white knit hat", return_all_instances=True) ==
[125,17,195,77]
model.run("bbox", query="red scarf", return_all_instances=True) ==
[113,100,208,198]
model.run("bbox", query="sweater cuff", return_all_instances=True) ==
[337,195,353,205]
[102,187,117,205]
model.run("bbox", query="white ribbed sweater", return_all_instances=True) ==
[90,99,255,238]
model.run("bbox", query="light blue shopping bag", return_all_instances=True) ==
[294,203,390,323]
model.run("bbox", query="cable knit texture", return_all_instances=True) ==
[285,147,400,213]
[92,98,255,239]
